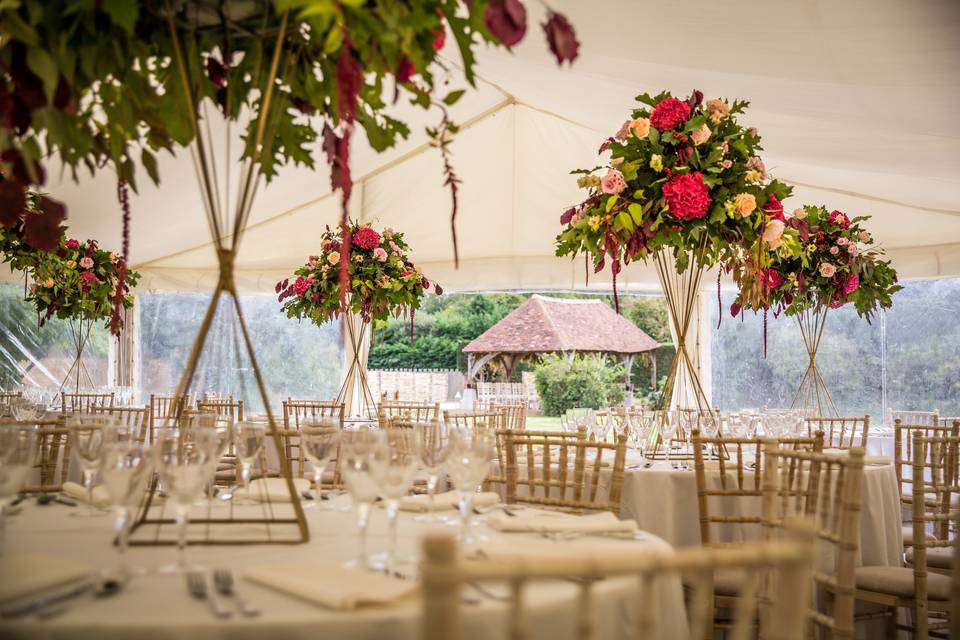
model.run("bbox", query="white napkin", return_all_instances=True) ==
[0,554,94,605]
[398,490,499,513]
[244,561,417,610]
[62,481,112,508]
[235,477,311,503]
[486,510,638,534]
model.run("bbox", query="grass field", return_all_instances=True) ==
[525,415,562,431]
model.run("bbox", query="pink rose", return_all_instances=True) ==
[690,123,711,146]
[859,231,872,243]
[650,97,692,132]
[307,255,319,268]
[830,246,839,255]
[746,156,767,179]
[762,219,785,249]
[373,247,388,262]
[720,159,733,169]
[844,273,859,294]
[600,169,627,195]
[829,210,850,229]
[662,172,712,221]
[836,237,848,246]
[819,263,836,278]
[327,251,340,265]
[847,244,858,256]
[79,256,94,269]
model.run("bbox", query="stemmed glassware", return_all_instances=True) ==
[370,429,417,573]
[412,420,450,521]
[699,410,720,459]
[155,428,214,573]
[234,419,267,495]
[100,440,153,577]
[188,412,233,500]
[446,427,494,544]
[339,428,381,569]
[67,413,120,517]
[0,424,37,556]
[659,411,679,469]
[300,418,340,509]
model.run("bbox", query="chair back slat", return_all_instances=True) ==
[379,400,440,423]
[61,392,114,414]
[805,415,869,449]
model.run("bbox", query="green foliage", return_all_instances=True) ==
[533,354,625,416]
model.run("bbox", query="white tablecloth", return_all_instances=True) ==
[620,456,903,568]
[0,497,688,640]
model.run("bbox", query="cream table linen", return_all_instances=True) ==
[0,496,688,640]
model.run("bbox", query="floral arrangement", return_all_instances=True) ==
[555,90,792,287]
[26,237,140,335]
[730,205,901,320]
[276,222,440,326]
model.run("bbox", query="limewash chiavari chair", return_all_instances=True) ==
[420,520,816,640]
[379,400,440,423]
[501,426,627,516]
[196,396,244,422]
[90,405,149,444]
[477,402,526,431]
[854,432,957,639]
[894,419,960,546]
[19,418,70,493]
[0,390,23,409]
[281,399,344,468]
[691,430,823,635]
[60,392,114,414]
[805,415,870,450]
[890,410,939,429]
[148,393,189,443]
[761,443,866,640]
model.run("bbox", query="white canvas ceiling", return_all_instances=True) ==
[28,0,960,293]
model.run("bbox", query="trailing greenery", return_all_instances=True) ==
[532,354,625,416]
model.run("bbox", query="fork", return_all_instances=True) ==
[213,569,260,617]
[186,571,232,618]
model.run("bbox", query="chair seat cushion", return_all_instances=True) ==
[855,566,951,600]
[683,569,746,596]
[902,525,936,542]
[905,545,954,570]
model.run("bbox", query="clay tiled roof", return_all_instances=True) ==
[463,295,659,355]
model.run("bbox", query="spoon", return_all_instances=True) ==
[217,486,240,502]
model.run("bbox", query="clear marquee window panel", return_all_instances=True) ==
[710,278,960,421]
[137,293,343,412]
[0,282,110,391]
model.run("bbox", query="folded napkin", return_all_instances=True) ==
[62,481,112,508]
[398,490,499,513]
[244,561,417,610]
[0,554,94,605]
[236,477,311,503]
[486,510,637,534]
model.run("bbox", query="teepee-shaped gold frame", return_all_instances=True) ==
[129,7,308,545]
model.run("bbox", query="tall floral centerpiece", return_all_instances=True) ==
[556,90,792,410]
[277,223,439,416]
[731,205,900,415]
[26,237,139,394]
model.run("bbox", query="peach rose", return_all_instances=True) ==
[327,251,340,265]
[630,117,651,139]
[859,231,872,243]
[762,219,785,249]
[733,193,757,217]
[706,98,730,124]
[819,263,837,278]
[690,123,711,146]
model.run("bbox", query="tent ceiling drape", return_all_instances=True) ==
[23,0,960,293]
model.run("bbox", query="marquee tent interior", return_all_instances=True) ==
[24,0,960,296]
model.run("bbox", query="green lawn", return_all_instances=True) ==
[525,415,562,431]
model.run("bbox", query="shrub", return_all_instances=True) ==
[533,354,626,416]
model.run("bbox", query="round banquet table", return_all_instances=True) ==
[619,453,903,568]
[0,496,688,640]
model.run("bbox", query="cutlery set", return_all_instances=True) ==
[186,569,260,618]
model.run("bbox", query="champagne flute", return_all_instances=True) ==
[234,419,267,496]
[340,428,381,569]
[446,428,494,544]
[0,424,37,556]
[413,420,450,522]
[301,419,340,509]
[155,430,212,573]
[67,413,119,517]
[370,429,417,572]
[101,440,152,577]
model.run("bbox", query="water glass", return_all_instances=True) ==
[234,419,267,494]
[0,424,37,555]
[301,419,340,508]
[659,411,679,468]
[370,429,418,571]
[101,440,152,576]
[446,428,494,543]
[340,428,381,569]
[156,431,213,572]
[67,414,120,517]
[413,420,450,521]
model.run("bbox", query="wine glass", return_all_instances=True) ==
[188,412,233,499]
[301,419,340,509]
[155,430,212,573]
[698,411,720,460]
[659,411,679,469]
[67,413,119,517]
[370,429,418,573]
[340,428,381,569]
[446,428,494,544]
[591,410,612,442]
[234,419,267,496]
[100,440,152,577]
[413,420,450,522]
[0,424,37,556]
[10,397,45,423]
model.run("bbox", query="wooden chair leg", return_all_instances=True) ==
[884,606,897,640]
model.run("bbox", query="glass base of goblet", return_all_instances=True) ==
[154,560,205,575]
[413,512,454,523]
[69,509,109,518]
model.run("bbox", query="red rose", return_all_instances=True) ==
[352,226,382,250]
[843,273,859,294]
[650,97,692,132]
[662,172,712,221]
[764,194,784,221]
[829,210,850,229]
